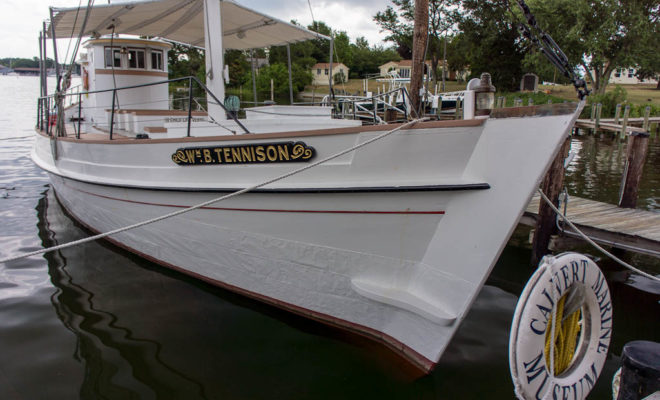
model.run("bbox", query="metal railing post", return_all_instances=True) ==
[37,99,41,130]
[46,97,51,137]
[77,92,82,139]
[109,89,116,140]
[372,97,377,124]
[187,77,193,137]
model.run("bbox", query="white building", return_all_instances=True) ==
[311,63,349,85]
[609,67,658,85]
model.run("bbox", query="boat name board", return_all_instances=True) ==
[171,141,316,166]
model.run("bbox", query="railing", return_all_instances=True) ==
[37,76,250,140]
[320,87,412,125]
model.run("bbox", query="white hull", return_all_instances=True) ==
[33,104,580,370]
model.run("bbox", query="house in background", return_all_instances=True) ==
[311,63,349,85]
[608,67,658,85]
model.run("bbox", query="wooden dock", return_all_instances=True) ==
[574,119,648,135]
[521,194,660,257]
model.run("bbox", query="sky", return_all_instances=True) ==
[0,0,392,59]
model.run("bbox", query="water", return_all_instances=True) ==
[0,75,658,399]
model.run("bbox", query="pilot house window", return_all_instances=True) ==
[104,47,121,68]
[151,50,163,70]
[128,49,146,69]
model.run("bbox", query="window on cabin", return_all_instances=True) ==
[151,50,163,70]
[317,68,321,75]
[104,47,121,68]
[628,68,634,78]
[128,49,145,69]
[615,69,621,78]
[324,69,328,75]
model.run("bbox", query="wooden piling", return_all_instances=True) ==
[619,132,650,209]
[614,104,622,124]
[642,106,651,132]
[595,103,602,134]
[531,137,571,266]
[620,105,630,140]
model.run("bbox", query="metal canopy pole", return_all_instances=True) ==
[49,7,61,93]
[286,44,294,104]
[250,50,257,105]
[42,23,48,98]
[38,32,44,98]
[328,37,334,98]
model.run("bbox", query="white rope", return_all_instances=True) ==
[537,188,660,282]
[0,118,428,264]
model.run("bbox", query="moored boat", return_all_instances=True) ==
[32,0,583,372]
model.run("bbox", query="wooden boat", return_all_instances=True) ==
[33,0,582,372]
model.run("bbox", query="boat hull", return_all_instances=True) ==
[34,104,581,371]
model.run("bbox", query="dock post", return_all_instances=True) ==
[642,106,651,132]
[620,105,630,141]
[614,103,622,124]
[619,131,649,208]
[595,103,602,134]
[651,122,658,139]
[531,137,571,266]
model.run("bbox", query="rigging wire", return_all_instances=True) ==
[537,188,659,283]
[0,118,428,264]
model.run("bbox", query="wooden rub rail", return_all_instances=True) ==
[522,194,660,257]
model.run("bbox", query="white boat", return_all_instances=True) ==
[33,0,582,372]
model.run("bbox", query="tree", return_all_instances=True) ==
[458,0,525,91]
[350,37,401,78]
[525,0,660,94]
[167,43,206,83]
[374,0,460,87]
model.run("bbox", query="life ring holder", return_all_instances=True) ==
[509,252,613,400]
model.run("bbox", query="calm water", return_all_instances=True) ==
[0,75,658,399]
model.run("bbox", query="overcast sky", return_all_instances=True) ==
[0,0,391,59]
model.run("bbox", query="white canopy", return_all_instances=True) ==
[49,0,329,50]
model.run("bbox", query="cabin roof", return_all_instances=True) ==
[49,0,329,50]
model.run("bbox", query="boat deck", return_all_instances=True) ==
[522,194,660,257]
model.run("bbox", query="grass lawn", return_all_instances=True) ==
[540,84,660,106]
[305,80,659,107]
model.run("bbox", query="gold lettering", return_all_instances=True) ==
[277,145,290,160]
[231,147,242,163]
[255,146,266,162]
[223,148,232,163]
[185,149,197,164]
[241,147,252,162]
[203,149,212,163]
[266,145,278,161]
[214,148,223,163]
[250,146,256,161]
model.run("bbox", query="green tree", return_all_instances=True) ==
[350,37,401,78]
[374,0,460,87]
[458,0,525,91]
[167,43,206,83]
[525,0,659,94]
[245,63,312,97]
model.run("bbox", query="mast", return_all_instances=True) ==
[203,0,226,121]
[410,0,428,116]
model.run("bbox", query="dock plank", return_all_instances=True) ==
[523,194,660,257]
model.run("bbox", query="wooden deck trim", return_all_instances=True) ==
[36,118,486,145]
[95,69,168,78]
[105,109,208,116]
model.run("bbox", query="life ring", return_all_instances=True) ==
[509,252,612,400]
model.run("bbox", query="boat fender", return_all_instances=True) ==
[509,252,612,400]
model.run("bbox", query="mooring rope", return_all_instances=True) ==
[0,118,428,264]
[538,188,660,282]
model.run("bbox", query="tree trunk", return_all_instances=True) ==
[410,0,429,116]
